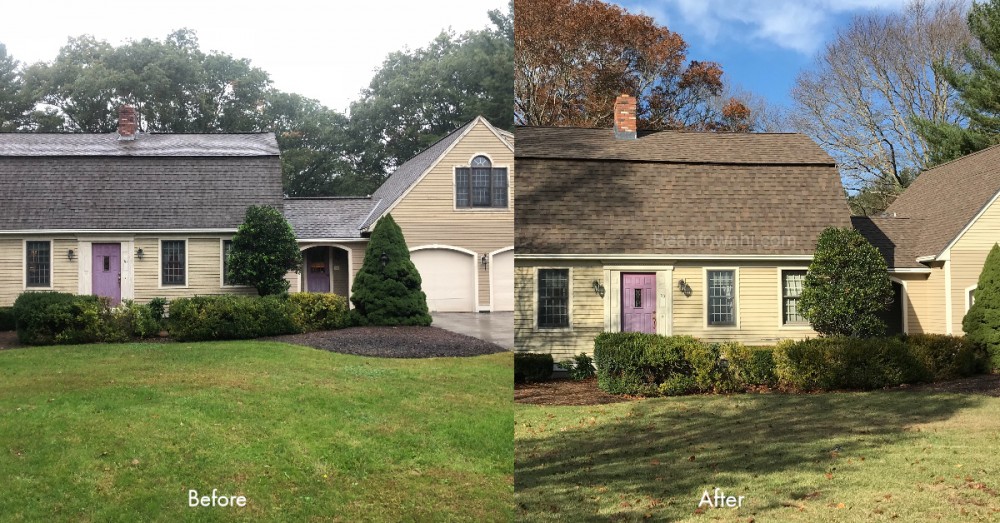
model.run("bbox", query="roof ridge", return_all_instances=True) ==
[913,141,1000,176]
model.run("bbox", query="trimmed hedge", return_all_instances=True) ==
[0,307,14,332]
[594,332,989,396]
[289,292,351,331]
[515,353,554,383]
[167,295,300,342]
[12,292,161,345]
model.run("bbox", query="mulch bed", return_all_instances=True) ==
[0,331,19,350]
[266,326,508,358]
[515,374,1000,406]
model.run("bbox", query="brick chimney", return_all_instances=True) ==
[613,94,637,140]
[117,105,138,141]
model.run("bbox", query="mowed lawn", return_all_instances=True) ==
[517,388,1000,522]
[0,341,512,522]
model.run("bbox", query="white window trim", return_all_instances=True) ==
[158,238,189,289]
[533,266,573,332]
[219,238,251,289]
[703,267,740,329]
[965,283,978,313]
[22,239,55,290]
[452,152,512,212]
[777,267,811,330]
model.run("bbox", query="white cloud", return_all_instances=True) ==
[626,0,910,55]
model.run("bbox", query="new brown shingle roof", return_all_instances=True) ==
[850,216,926,269]
[515,127,851,256]
[883,142,1000,259]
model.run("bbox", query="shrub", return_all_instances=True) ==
[903,334,989,381]
[593,332,702,395]
[167,295,300,341]
[775,337,928,391]
[12,292,105,345]
[515,353,554,383]
[800,227,893,337]
[0,307,14,332]
[963,243,1000,371]
[148,297,168,324]
[289,292,351,331]
[228,205,303,296]
[350,214,431,326]
[724,343,777,388]
[558,353,596,380]
[105,301,162,342]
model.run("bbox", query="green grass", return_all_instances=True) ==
[0,341,513,522]
[516,389,1000,522]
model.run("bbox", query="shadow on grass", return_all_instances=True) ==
[516,391,982,520]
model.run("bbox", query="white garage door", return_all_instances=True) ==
[411,248,475,312]
[491,249,514,311]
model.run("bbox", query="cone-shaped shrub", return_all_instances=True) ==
[800,227,893,337]
[350,214,431,326]
[963,243,1000,370]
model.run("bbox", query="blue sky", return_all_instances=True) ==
[614,0,911,110]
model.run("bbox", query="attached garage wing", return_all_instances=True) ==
[411,247,476,312]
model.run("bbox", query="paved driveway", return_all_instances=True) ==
[431,312,513,349]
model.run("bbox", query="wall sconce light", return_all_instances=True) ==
[136,248,144,260]
[380,251,389,268]
[592,280,605,297]
[678,279,692,297]
[481,254,489,270]
[67,249,75,261]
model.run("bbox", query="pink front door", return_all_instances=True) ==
[92,243,121,305]
[622,273,655,333]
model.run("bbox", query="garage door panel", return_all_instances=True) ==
[411,248,475,312]
[491,250,514,311]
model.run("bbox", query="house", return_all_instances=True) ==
[285,115,515,312]
[514,95,852,359]
[854,143,1000,336]
[0,107,514,313]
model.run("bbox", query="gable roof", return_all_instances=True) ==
[850,216,927,269]
[0,132,279,157]
[881,142,1000,260]
[360,116,512,230]
[283,197,375,239]
[516,127,852,256]
[0,133,283,232]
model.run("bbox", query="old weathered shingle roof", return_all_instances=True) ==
[516,127,836,165]
[515,127,851,256]
[851,216,926,269]
[283,198,375,239]
[0,132,283,231]
[881,142,1000,260]
[0,132,280,156]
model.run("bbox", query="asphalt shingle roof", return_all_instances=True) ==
[0,132,280,156]
[851,216,926,269]
[283,198,376,239]
[515,127,852,256]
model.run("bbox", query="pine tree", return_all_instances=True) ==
[963,243,1000,370]
[350,214,431,326]
[800,227,894,337]
[916,0,1000,165]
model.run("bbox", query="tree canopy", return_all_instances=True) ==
[514,0,753,131]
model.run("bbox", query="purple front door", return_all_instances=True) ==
[92,243,121,305]
[306,248,330,293]
[622,273,655,333]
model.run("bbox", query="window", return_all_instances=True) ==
[707,270,735,325]
[161,240,186,286]
[455,155,508,208]
[222,240,235,286]
[782,270,807,325]
[537,269,569,328]
[26,240,51,287]
[969,287,977,311]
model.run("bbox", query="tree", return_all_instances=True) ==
[514,0,751,130]
[800,227,894,337]
[791,0,971,214]
[0,43,33,131]
[348,2,513,187]
[350,214,431,326]
[917,0,1000,165]
[228,205,303,296]
[962,243,1000,370]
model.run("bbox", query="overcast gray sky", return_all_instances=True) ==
[1,0,507,113]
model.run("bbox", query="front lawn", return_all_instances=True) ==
[516,385,1000,521]
[0,341,512,521]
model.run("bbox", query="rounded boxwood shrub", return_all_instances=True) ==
[593,332,702,395]
[903,333,989,381]
[515,352,554,383]
[289,292,351,331]
[723,343,777,388]
[350,214,431,326]
[12,292,105,345]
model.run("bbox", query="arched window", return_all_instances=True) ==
[455,155,508,208]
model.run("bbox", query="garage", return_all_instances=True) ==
[490,248,514,311]
[411,247,476,312]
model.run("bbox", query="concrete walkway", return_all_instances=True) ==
[431,312,513,349]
